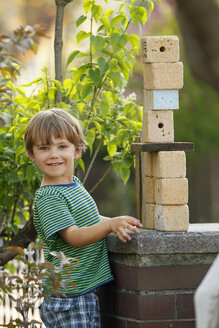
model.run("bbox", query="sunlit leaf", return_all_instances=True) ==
[129,6,148,25]
[100,17,110,31]
[83,0,93,14]
[120,167,130,184]
[76,15,87,27]
[67,50,80,66]
[91,5,102,22]
[107,143,117,157]
[76,31,91,43]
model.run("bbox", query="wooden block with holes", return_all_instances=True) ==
[142,110,174,143]
[141,36,179,63]
[155,204,189,231]
[144,89,179,110]
[155,178,188,205]
[142,151,186,178]
[143,62,183,89]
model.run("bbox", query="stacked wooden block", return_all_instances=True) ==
[141,36,189,232]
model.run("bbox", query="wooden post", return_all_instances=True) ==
[134,137,142,221]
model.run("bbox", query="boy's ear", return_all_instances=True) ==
[74,148,82,160]
[27,151,36,163]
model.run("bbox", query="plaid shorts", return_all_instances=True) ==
[39,291,100,328]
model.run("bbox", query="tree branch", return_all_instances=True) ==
[0,218,37,266]
[83,141,102,186]
[89,165,113,194]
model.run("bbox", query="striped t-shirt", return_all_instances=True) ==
[33,176,113,296]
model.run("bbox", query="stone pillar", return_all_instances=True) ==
[100,224,219,328]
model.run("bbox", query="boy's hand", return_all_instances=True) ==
[109,216,142,243]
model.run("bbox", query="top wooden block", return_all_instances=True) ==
[141,36,179,63]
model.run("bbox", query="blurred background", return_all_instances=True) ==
[1,0,219,223]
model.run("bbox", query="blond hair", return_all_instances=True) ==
[24,108,87,154]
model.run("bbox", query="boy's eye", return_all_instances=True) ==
[39,146,48,150]
[59,145,67,149]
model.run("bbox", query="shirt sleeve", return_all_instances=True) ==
[35,195,76,242]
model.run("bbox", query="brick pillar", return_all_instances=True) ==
[100,224,219,328]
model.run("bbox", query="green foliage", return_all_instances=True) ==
[0,0,155,238]
[64,0,153,181]
[0,243,77,327]
[0,26,47,239]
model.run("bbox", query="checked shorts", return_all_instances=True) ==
[39,291,100,328]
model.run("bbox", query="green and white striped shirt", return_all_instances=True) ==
[33,176,113,296]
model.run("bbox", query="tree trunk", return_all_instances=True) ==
[54,0,74,103]
[175,0,219,92]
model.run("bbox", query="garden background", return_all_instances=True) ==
[0,0,219,254]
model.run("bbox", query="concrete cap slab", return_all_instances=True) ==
[107,224,219,255]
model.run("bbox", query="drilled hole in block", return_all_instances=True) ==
[158,123,164,129]
[160,46,165,52]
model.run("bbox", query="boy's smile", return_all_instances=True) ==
[28,136,81,186]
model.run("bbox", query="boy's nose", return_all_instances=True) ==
[49,147,59,158]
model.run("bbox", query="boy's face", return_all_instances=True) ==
[28,135,81,186]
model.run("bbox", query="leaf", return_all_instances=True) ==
[107,143,117,157]
[89,68,101,87]
[67,50,80,66]
[149,1,154,14]
[128,34,139,52]
[69,282,77,288]
[74,157,85,172]
[111,14,124,27]
[91,5,102,22]
[6,246,25,256]
[100,17,110,31]
[100,100,109,115]
[48,87,57,100]
[53,283,61,291]
[129,6,148,25]
[76,15,87,27]
[21,77,42,87]
[120,167,130,184]
[81,83,93,99]
[90,35,105,54]
[94,121,102,134]
[8,171,20,182]
[117,129,127,143]
[76,31,90,43]
[83,0,93,14]
[98,57,109,76]
[105,9,113,17]
[54,80,63,90]
[85,128,96,152]
[118,60,129,80]
[110,71,121,87]
[112,159,126,174]
[110,33,128,53]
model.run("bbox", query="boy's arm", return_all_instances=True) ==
[59,216,142,248]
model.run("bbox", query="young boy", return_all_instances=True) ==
[24,108,142,328]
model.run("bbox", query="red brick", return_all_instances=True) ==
[113,290,175,320]
[99,285,114,314]
[110,262,210,291]
[177,293,195,319]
